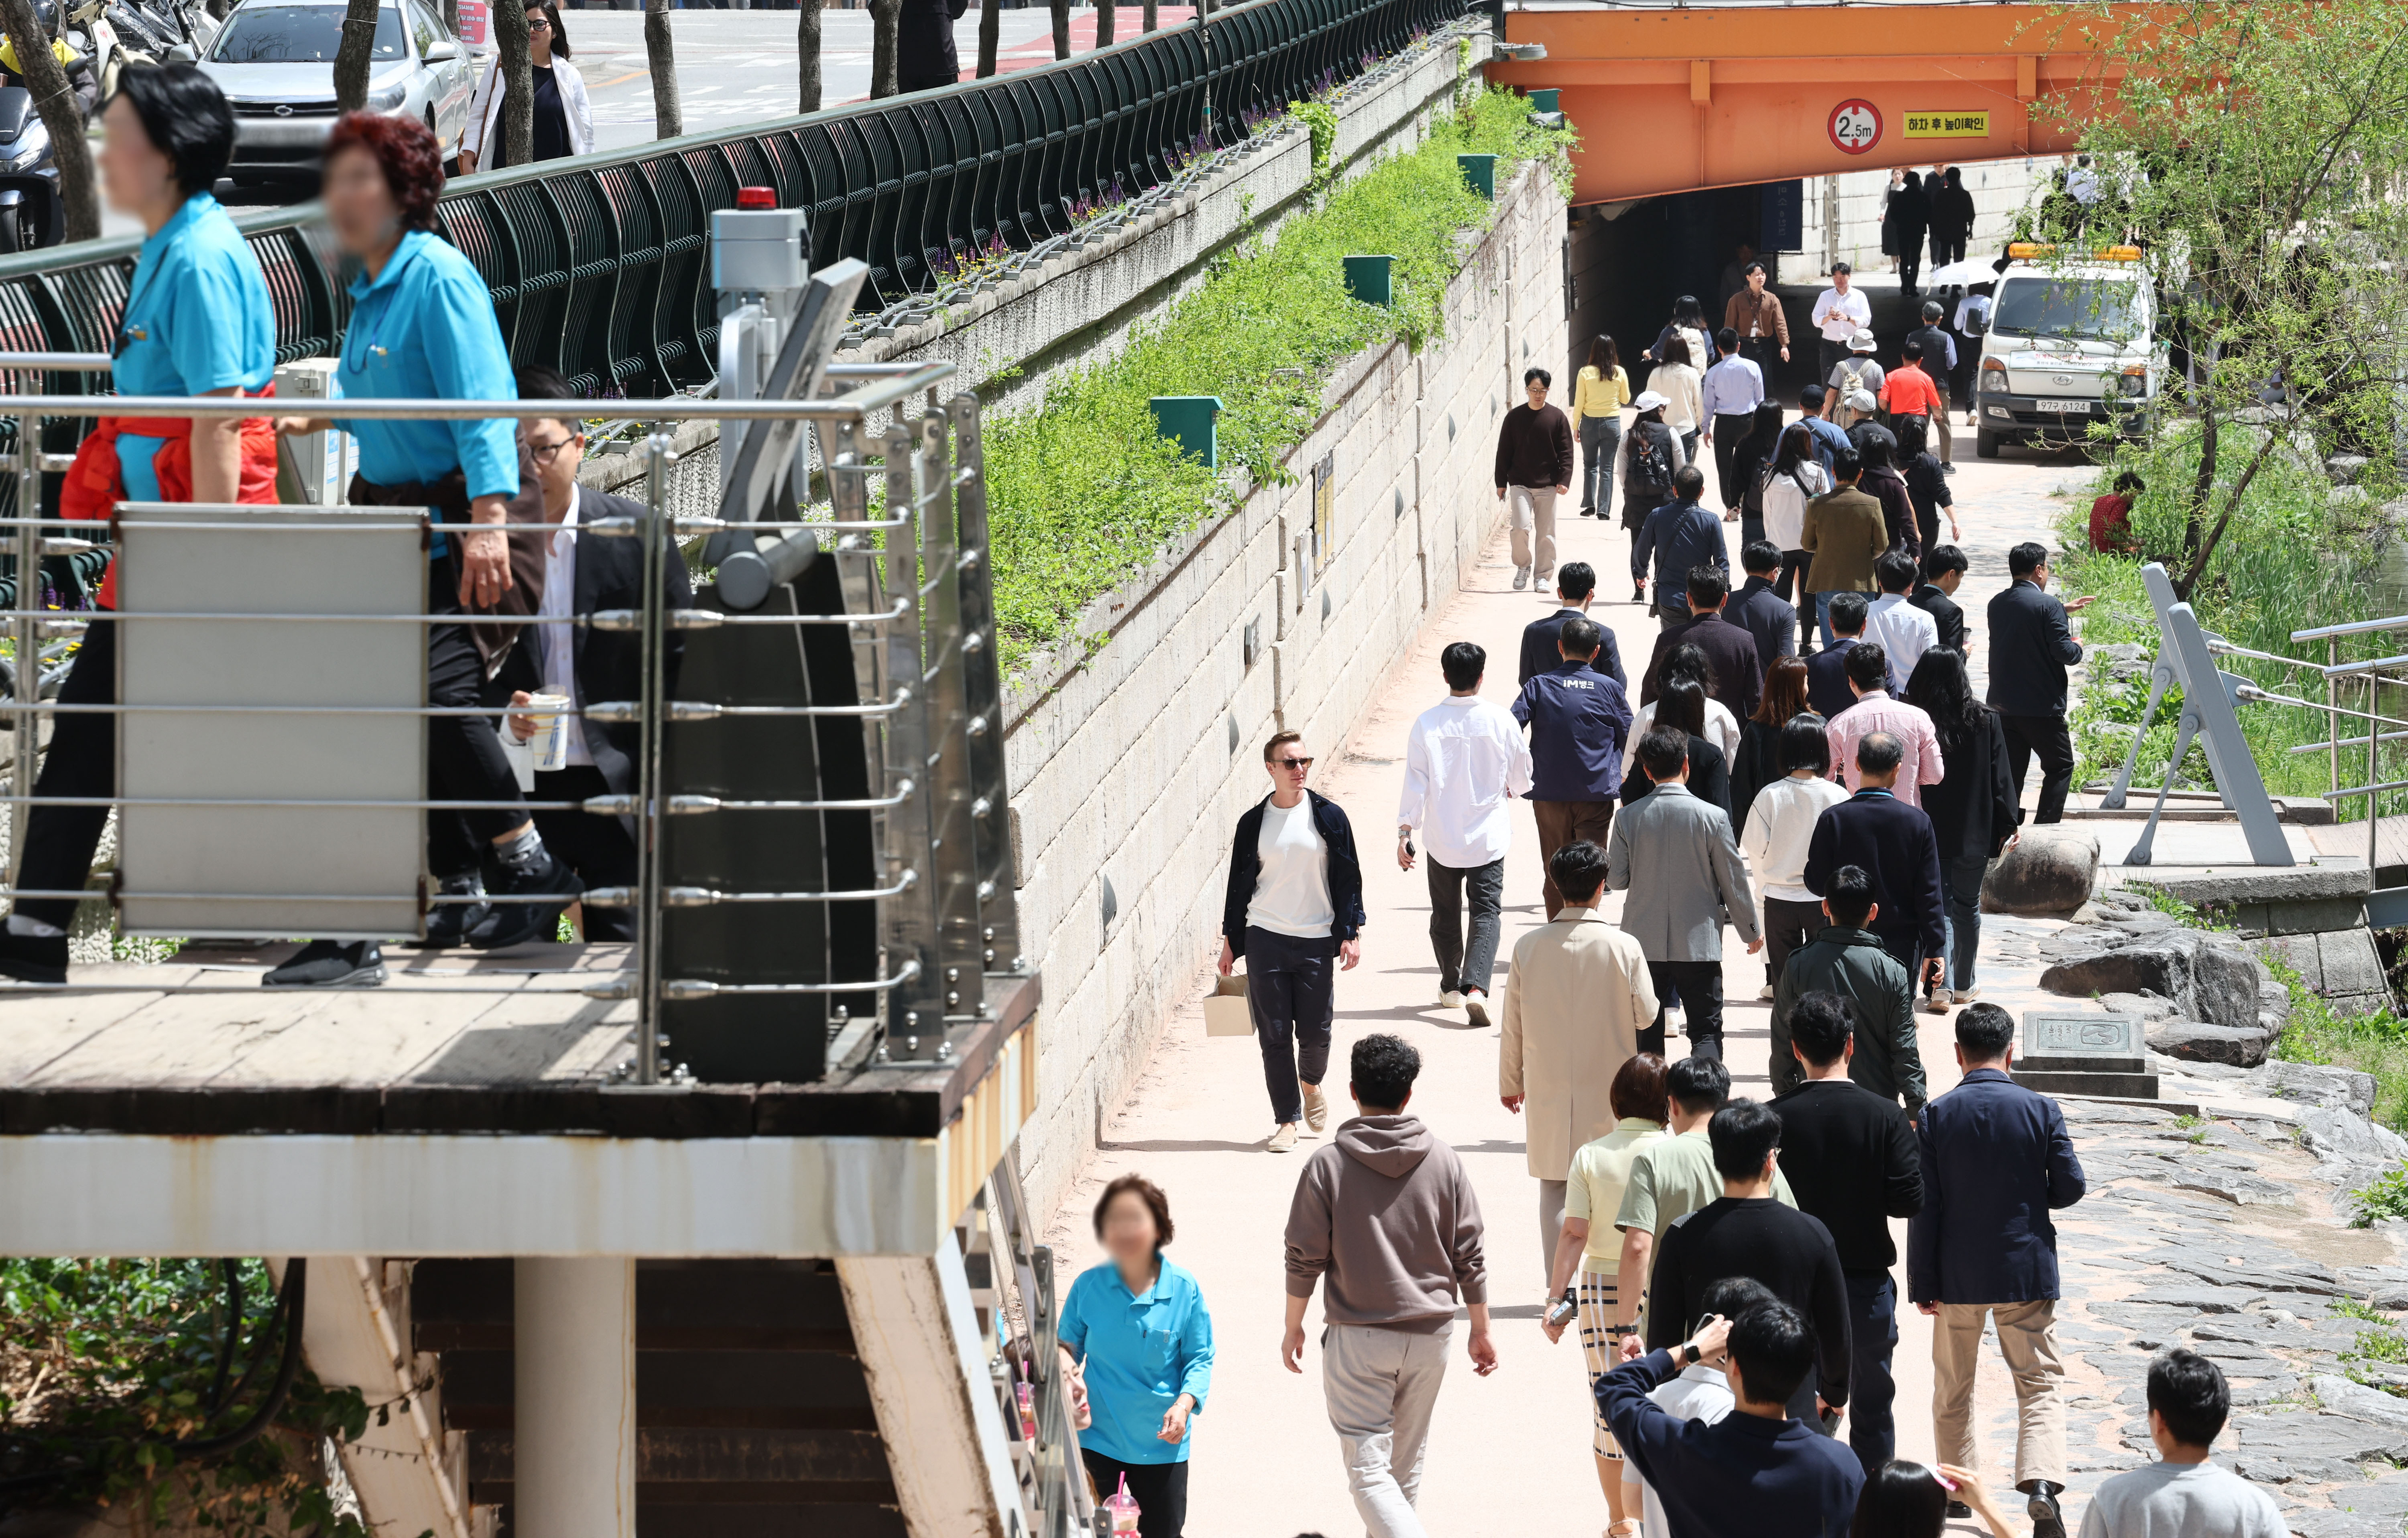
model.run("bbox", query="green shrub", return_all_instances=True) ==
[2351,1164,2408,1228]
[982,88,1572,677]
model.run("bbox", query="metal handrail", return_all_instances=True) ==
[2294,615,2408,642]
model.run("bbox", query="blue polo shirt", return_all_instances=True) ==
[113,191,275,501]
[1058,1256,1214,1465]
[1513,662,1633,802]
[333,229,518,504]
[1802,414,1852,476]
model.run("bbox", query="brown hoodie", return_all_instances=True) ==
[1283,1114,1488,1332]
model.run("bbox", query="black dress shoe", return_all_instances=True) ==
[264,940,387,988]
[1946,1502,1972,1520]
[467,848,583,950]
[2021,1479,2067,1538]
[416,874,490,949]
[0,928,68,984]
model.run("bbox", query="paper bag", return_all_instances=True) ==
[1203,973,1255,1037]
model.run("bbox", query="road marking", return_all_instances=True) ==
[594,69,648,86]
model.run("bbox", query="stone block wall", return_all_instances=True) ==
[1001,163,1568,1215]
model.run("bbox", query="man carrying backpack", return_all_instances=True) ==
[1618,391,1687,598]
[1826,332,1885,432]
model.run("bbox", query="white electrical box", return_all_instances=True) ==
[275,358,356,506]
[712,206,810,298]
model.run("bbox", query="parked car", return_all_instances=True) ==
[197,0,471,185]
[1967,241,2167,458]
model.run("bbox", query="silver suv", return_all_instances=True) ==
[199,0,472,185]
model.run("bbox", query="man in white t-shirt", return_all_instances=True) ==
[1398,640,1534,1031]
[1811,264,1873,385]
[1220,731,1367,1153]
[2079,1349,2283,1538]
[1623,1276,1770,1538]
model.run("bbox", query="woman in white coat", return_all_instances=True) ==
[458,2,592,172]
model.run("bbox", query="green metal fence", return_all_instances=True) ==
[0,0,1457,420]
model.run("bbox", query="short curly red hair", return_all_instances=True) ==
[324,111,445,232]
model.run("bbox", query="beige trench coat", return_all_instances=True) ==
[1498,907,1661,1180]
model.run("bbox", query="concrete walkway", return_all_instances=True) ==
[1041,429,2123,1534]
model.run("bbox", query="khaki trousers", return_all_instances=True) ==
[1531,799,1615,917]
[1507,484,1558,580]
[1931,1300,2067,1487]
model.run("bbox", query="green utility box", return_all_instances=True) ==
[1459,153,1497,199]
[1528,88,1559,113]
[1342,254,1396,306]
[1149,395,1226,468]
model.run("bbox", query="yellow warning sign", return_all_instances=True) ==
[1903,110,1992,138]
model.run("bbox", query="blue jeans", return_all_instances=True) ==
[1939,852,1987,993]
[1844,1271,1900,1474]
[1814,591,1841,650]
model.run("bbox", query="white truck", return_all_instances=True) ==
[1967,243,2162,457]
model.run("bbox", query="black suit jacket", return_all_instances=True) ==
[1923,710,2019,861]
[1519,607,1627,689]
[489,490,695,820]
[1985,579,2084,716]
[1725,577,1798,675]
[1805,645,1857,721]
[1910,582,1967,653]
[1621,734,1730,819]
[1802,790,1946,960]
[1640,612,1762,724]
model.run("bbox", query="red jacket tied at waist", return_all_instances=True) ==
[60,385,280,610]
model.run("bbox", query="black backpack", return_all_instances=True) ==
[1745,455,1777,517]
[1625,423,1673,503]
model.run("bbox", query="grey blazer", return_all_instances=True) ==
[1607,783,1762,962]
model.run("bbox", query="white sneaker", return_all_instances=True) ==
[1758,984,1775,1000]
[1302,1083,1329,1132]
[1952,988,1981,1005]
[1513,566,1531,591]
[1441,989,1465,1009]
[1268,1123,1299,1153]
[1466,996,1491,1029]
[1921,993,1952,1016]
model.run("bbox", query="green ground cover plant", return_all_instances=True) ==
[982,87,1572,677]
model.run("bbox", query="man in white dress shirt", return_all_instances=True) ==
[1810,263,1873,385]
[1399,640,1534,1029]
[1862,551,1941,695]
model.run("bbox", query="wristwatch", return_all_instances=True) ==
[1680,1341,1702,1365]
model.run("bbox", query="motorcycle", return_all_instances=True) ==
[0,85,60,253]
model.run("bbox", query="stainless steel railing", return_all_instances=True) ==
[0,347,1022,1087]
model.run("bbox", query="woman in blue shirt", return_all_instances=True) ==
[0,65,276,985]
[273,111,577,981]
[1058,1174,1212,1538]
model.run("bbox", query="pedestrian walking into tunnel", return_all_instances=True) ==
[1219,731,1366,1155]
[1701,328,1764,518]
[1903,302,1960,467]
[1811,264,1871,383]
[1060,1174,1214,1538]
[1732,403,1790,552]
[1800,448,1887,651]
[273,110,580,983]
[1724,259,1790,377]
[1642,569,1761,725]
[1618,394,1687,566]
[1855,435,1920,562]
[1741,710,1848,1000]
[1398,642,1531,1029]
[1764,426,1832,654]
[1804,730,1946,988]
[1495,367,1574,591]
[1986,543,2093,826]
[1768,867,1923,1114]
[1898,422,1955,556]
[1878,338,1945,459]
[1800,386,1851,477]
[1,65,282,988]
[1806,595,1870,718]
[1864,553,1939,693]
[1501,838,1657,1267]
[1652,333,1704,464]
[1726,541,1799,688]
[1902,645,2015,1006]
[1519,561,1627,690]
[1541,1052,1671,1537]
[1632,465,1724,625]
[1283,1033,1495,1538]
[1575,336,1631,522]
[1828,332,1885,433]
[1952,284,1993,409]
[1513,616,1632,917]
[1910,546,1969,654]
[1624,675,1733,819]
[1910,1002,2087,1538]
[1609,725,1761,1062]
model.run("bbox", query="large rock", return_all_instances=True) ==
[2147,1019,2273,1067]
[2039,928,2268,1033]
[1984,828,2101,915]
[2258,1059,2380,1117]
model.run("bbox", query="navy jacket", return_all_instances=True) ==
[1641,612,1761,724]
[1909,581,1967,653]
[1987,578,2084,716]
[1908,1067,2087,1304]
[1222,789,1365,956]
[1804,645,1857,721]
[1519,607,1627,689]
[1802,789,1944,960]
[1632,500,1730,617]
[1726,576,1799,676]
[1600,1351,1866,1538]
[1802,414,1851,476]
[1513,663,1633,802]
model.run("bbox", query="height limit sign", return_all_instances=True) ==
[1828,99,1882,155]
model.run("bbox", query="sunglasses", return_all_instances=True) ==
[1273,756,1314,770]
[528,14,551,26]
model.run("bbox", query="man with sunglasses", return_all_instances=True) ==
[1220,731,1366,1153]
[470,365,692,943]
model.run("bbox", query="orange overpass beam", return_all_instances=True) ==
[1491,3,2133,205]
